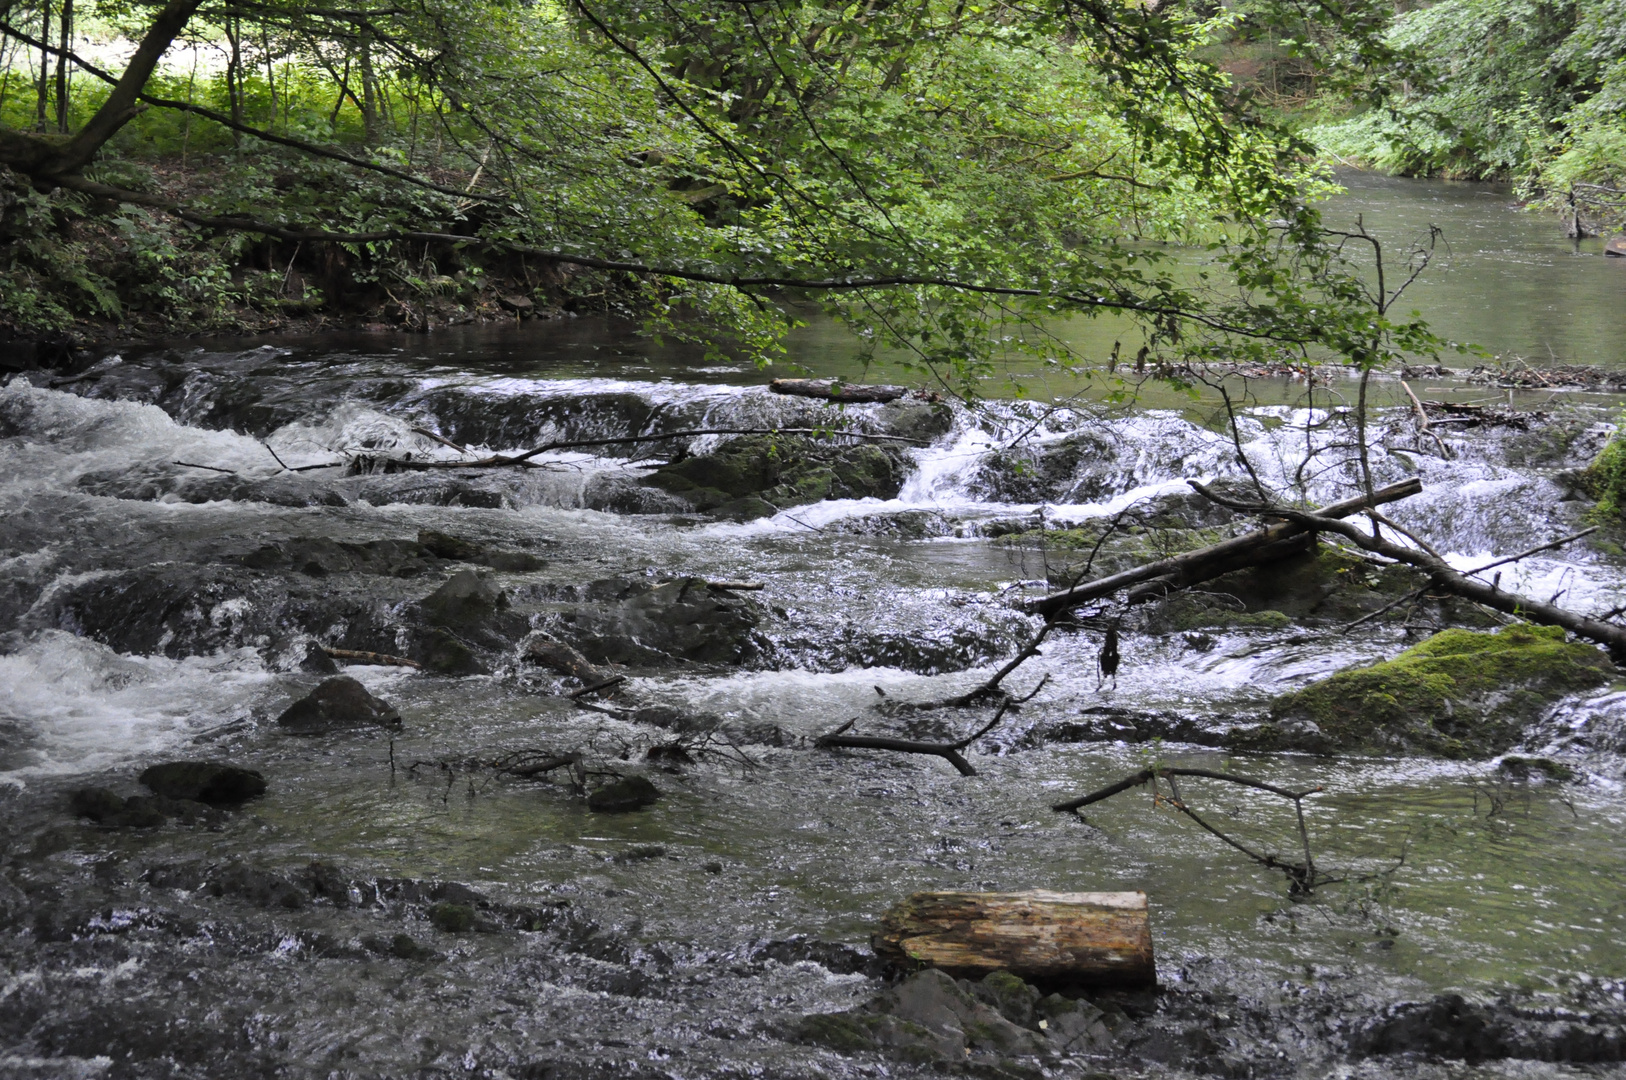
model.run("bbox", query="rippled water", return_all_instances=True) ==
[6,180,1626,1076]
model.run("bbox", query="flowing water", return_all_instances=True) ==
[4,178,1626,1079]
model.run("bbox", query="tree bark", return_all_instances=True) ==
[33,0,206,176]
[874,890,1155,988]
[1021,477,1422,618]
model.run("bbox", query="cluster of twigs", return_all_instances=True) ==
[1053,766,1332,895]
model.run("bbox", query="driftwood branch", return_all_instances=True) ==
[1021,478,1423,618]
[1052,767,1327,894]
[321,645,423,669]
[814,701,1014,776]
[1189,492,1626,660]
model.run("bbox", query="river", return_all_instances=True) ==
[2,174,1625,1079]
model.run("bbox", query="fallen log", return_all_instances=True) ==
[769,378,908,403]
[1189,485,1626,662]
[320,646,423,669]
[873,890,1155,988]
[1020,477,1423,618]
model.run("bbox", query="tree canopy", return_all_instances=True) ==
[0,0,1448,380]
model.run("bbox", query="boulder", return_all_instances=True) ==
[1252,624,1614,756]
[643,434,910,519]
[418,569,508,628]
[1606,236,1626,258]
[546,576,764,666]
[586,776,660,812]
[412,627,489,676]
[69,787,166,828]
[276,676,403,733]
[139,762,267,806]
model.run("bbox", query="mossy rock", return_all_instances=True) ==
[643,434,909,518]
[428,902,477,932]
[1254,624,1614,757]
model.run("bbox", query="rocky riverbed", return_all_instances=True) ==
[4,328,1626,1078]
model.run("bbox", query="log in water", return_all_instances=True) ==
[874,890,1156,987]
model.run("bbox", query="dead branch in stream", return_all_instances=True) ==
[1187,482,1626,660]
[1021,478,1423,618]
[1052,767,1329,895]
[814,700,1014,776]
[321,645,423,669]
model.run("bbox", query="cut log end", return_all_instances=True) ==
[873,890,1155,989]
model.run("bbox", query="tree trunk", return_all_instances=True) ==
[35,0,51,132]
[54,0,71,133]
[1021,477,1422,618]
[874,890,1155,988]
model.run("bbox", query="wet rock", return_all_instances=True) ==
[879,399,955,443]
[362,932,438,960]
[418,569,508,627]
[1254,624,1614,757]
[546,576,764,666]
[206,863,307,909]
[275,676,403,733]
[76,465,350,508]
[139,761,267,806]
[1020,706,1228,749]
[1355,993,1626,1063]
[69,787,166,828]
[750,937,886,977]
[643,434,910,518]
[298,640,341,673]
[412,626,489,675]
[797,969,1047,1061]
[587,776,661,812]
[418,529,546,570]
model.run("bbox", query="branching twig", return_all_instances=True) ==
[814,700,1014,776]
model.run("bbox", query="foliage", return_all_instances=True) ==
[1304,0,1626,195]
[0,0,1459,384]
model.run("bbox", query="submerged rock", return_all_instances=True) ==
[642,434,910,519]
[275,676,402,733]
[795,969,1065,1061]
[69,787,167,828]
[139,762,267,806]
[543,575,765,666]
[1253,624,1614,756]
[586,775,660,812]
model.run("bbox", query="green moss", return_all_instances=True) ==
[1261,624,1613,757]
[428,902,477,933]
[1498,755,1577,781]
[1583,426,1626,521]
[645,435,908,518]
[795,1012,882,1052]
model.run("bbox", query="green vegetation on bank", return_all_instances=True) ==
[1290,0,1626,225]
[2,0,1450,382]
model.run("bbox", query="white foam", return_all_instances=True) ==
[0,631,278,784]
